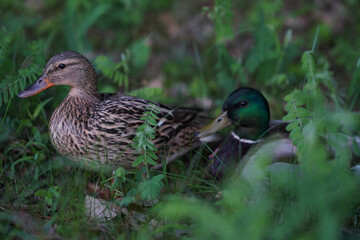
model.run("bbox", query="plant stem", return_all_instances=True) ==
[0,97,12,131]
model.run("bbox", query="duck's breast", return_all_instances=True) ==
[49,96,98,159]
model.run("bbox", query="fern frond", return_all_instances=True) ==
[95,52,131,91]
[131,103,159,170]
[118,104,164,206]
[0,64,41,107]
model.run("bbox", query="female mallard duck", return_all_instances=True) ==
[18,51,207,170]
[196,87,296,178]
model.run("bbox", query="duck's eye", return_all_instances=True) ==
[239,100,248,108]
[58,63,65,69]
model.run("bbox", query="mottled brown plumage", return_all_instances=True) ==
[18,51,206,170]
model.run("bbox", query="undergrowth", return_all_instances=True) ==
[156,29,360,239]
[117,103,165,206]
[1,0,360,239]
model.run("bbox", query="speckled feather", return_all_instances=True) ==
[20,51,206,170]
[50,94,206,169]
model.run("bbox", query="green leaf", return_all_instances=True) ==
[35,189,47,197]
[13,83,18,96]
[78,4,110,39]
[146,142,157,152]
[150,112,159,119]
[286,121,299,131]
[297,107,312,118]
[130,38,151,71]
[148,118,157,127]
[283,113,297,122]
[245,23,279,74]
[151,174,165,182]
[301,51,316,86]
[30,98,53,120]
[289,127,301,145]
[142,111,152,116]
[114,167,126,178]
[20,79,26,90]
[214,0,234,43]
[133,155,144,167]
[114,71,121,85]
[352,137,360,156]
[3,89,8,103]
[140,116,148,121]
[120,188,138,207]
[138,175,164,200]
[147,150,157,160]
[147,156,158,166]
[9,86,14,98]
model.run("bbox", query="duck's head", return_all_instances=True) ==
[18,51,97,98]
[197,87,270,140]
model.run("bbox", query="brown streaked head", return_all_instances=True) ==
[18,51,98,98]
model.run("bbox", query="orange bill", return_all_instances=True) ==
[18,75,54,98]
[196,111,232,138]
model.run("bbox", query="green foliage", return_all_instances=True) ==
[283,45,358,160]
[138,174,165,200]
[118,103,165,206]
[283,89,312,145]
[155,20,360,240]
[2,0,360,239]
[245,22,280,75]
[203,3,301,103]
[0,29,43,108]
[0,28,13,66]
[95,38,150,92]
[35,185,60,209]
[129,87,164,101]
[245,18,301,96]
[64,1,110,51]
[129,38,151,72]
[119,172,165,206]
[119,188,137,207]
[204,0,234,43]
[214,45,245,94]
[0,212,35,239]
[132,103,160,168]
[95,53,131,91]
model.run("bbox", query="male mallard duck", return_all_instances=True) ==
[196,87,296,178]
[18,51,207,170]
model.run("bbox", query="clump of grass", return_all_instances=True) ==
[154,24,360,239]
[1,0,360,239]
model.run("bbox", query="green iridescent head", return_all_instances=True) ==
[197,87,270,140]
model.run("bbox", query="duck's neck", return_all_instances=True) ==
[234,123,269,141]
[231,131,261,144]
[53,88,100,121]
[68,87,100,101]
[49,92,99,139]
